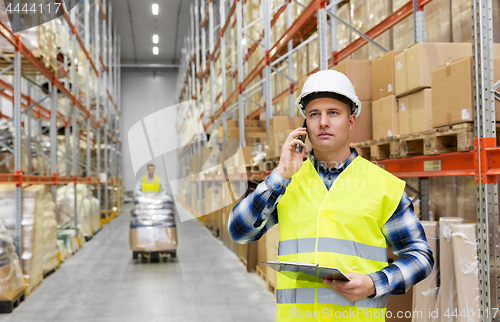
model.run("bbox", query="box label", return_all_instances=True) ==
[388,130,392,137]
[424,160,441,172]
[388,84,393,93]
[462,109,470,120]
[401,103,406,112]
[397,61,402,70]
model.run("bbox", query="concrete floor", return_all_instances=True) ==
[0,203,276,322]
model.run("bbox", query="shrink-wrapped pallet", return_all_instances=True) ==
[412,221,439,322]
[42,193,58,275]
[0,222,25,302]
[130,195,177,252]
[439,217,464,322]
[451,224,480,322]
[0,185,46,295]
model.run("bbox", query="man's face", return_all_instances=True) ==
[304,97,356,153]
[147,166,155,177]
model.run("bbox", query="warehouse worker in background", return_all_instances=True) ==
[228,70,434,321]
[134,164,168,196]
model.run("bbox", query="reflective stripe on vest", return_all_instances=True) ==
[278,237,388,263]
[141,176,161,192]
[277,288,389,309]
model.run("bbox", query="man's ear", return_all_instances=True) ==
[349,114,356,131]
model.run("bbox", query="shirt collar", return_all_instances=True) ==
[309,147,358,174]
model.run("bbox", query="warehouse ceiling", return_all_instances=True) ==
[109,0,196,67]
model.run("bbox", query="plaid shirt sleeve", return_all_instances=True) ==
[368,192,435,298]
[228,168,290,244]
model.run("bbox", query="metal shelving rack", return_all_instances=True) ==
[0,0,121,264]
[177,0,499,319]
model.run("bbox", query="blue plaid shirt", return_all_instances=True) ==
[228,148,434,298]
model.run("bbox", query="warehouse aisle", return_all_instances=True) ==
[0,203,276,322]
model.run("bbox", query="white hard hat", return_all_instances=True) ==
[295,70,361,118]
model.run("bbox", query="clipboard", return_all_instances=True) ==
[263,261,350,282]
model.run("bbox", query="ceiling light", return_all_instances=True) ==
[74,58,78,64]
[241,38,246,46]
[152,4,158,15]
[153,47,159,55]
[153,34,159,44]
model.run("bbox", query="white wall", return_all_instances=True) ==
[120,69,178,192]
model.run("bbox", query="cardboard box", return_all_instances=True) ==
[265,225,280,289]
[372,95,399,140]
[130,227,178,252]
[432,56,500,127]
[372,51,401,100]
[394,42,472,96]
[245,132,267,146]
[349,101,372,143]
[394,51,407,97]
[268,117,304,159]
[398,89,433,135]
[257,233,267,275]
[333,59,372,101]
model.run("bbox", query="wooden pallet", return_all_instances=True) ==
[0,289,25,314]
[256,266,266,282]
[353,123,475,160]
[369,136,400,160]
[424,123,474,155]
[238,255,248,266]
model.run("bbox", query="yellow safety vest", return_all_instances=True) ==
[141,176,161,192]
[275,156,405,321]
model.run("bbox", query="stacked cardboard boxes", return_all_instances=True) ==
[431,56,500,127]
[367,42,472,138]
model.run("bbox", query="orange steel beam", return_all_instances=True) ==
[107,90,119,114]
[99,53,107,72]
[201,0,211,28]
[376,151,475,177]
[98,0,106,19]
[0,173,100,185]
[0,79,65,121]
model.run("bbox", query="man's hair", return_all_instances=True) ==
[147,164,155,169]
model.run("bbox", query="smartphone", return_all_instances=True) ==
[297,119,307,153]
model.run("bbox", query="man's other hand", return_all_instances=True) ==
[323,272,376,302]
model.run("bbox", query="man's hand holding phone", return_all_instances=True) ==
[276,126,307,180]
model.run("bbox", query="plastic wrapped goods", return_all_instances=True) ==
[412,222,439,322]
[451,224,480,322]
[439,217,465,322]
[0,185,46,295]
[42,193,58,275]
[130,195,177,252]
[91,198,101,234]
[0,222,25,302]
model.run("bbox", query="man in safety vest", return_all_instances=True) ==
[134,164,168,196]
[228,70,434,321]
